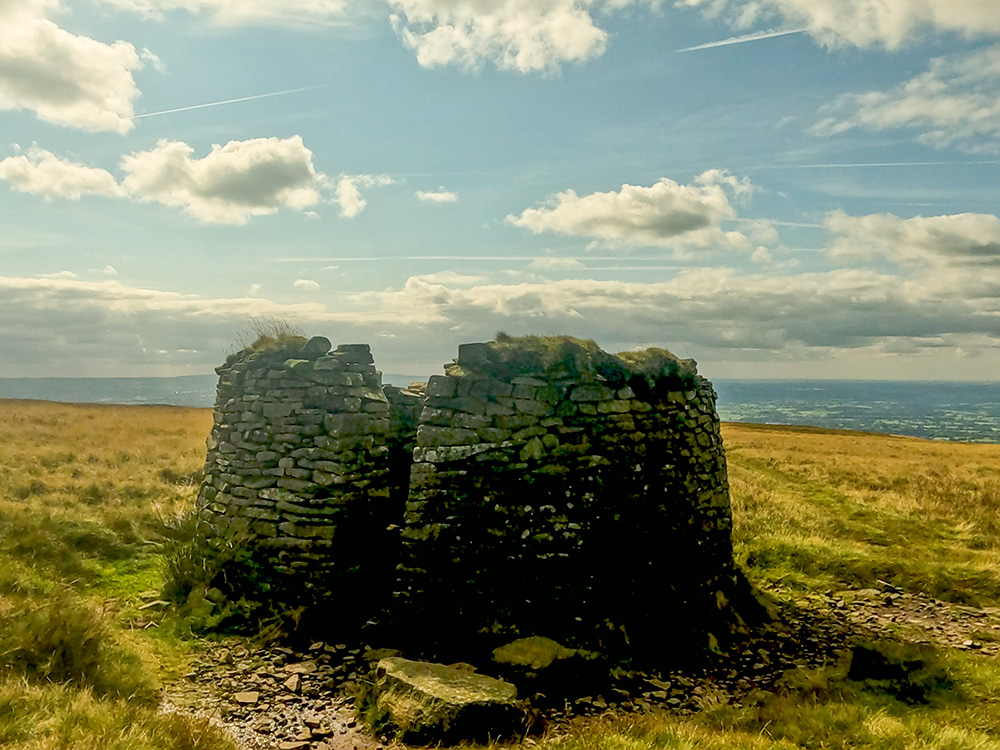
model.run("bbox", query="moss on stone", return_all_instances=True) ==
[492,636,579,669]
[476,334,698,387]
[223,333,307,367]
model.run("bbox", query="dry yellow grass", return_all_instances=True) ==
[0,399,229,750]
[2,399,999,749]
[723,423,1000,605]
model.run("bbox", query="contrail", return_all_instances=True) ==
[757,161,1000,169]
[677,27,808,53]
[274,256,690,263]
[133,86,319,120]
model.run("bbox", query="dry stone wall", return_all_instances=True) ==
[198,336,752,663]
[394,341,742,661]
[197,337,402,612]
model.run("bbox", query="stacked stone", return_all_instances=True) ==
[395,340,742,662]
[197,338,396,603]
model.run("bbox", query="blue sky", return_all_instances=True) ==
[2,0,1000,380]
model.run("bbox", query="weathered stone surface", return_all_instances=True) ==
[374,657,518,742]
[416,425,480,447]
[302,336,332,358]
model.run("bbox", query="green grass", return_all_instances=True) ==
[511,424,1000,750]
[726,424,1000,605]
[2,401,1000,748]
[0,399,233,750]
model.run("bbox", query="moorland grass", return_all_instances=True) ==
[725,423,1000,605]
[1,400,999,749]
[0,399,230,750]
[530,424,1000,750]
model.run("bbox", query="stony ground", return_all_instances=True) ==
[160,582,1000,750]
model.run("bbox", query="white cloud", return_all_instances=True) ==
[103,264,119,276]
[695,168,757,198]
[0,0,144,133]
[120,136,325,224]
[415,187,459,203]
[507,171,756,251]
[813,45,1000,152]
[0,138,395,225]
[826,210,1000,269]
[39,270,78,280]
[293,278,321,290]
[96,0,354,27]
[250,283,262,295]
[677,0,1000,49]
[0,147,124,200]
[390,0,614,73]
[139,47,165,72]
[334,174,394,218]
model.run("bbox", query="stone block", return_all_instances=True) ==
[452,412,491,430]
[310,371,355,387]
[511,377,546,387]
[302,336,332,358]
[374,657,518,743]
[569,384,615,402]
[486,401,514,417]
[278,521,337,540]
[416,425,480,447]
[513,399,551,416]
[312,355,345,371]
[413,444,499,463]
[494,414,538,431]
[520,437,546,462]
[425,375,457,398]
[323,412,387,435]
[476,427,510,443]
[597,400,631,414]
[277,477,319,493]
[456,342,490,368]
[262,402,296,419]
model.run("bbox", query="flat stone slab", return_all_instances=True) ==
[374,657,519,742]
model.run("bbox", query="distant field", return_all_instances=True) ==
[1,400,999,749]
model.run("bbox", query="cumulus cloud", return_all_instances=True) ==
[120,136,326,224]
[293,278,321,290]
[0,137,396,224]
[813,45,1000,152]
[0,0,144,133]
[415,187,459,203]
[507,171,756,252]
[0,147,124,200]
[390,0,650,72]
[677,0,1000,49]
[334,174,394,218]
[826,210,1000,269]
[96,0,354,26]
